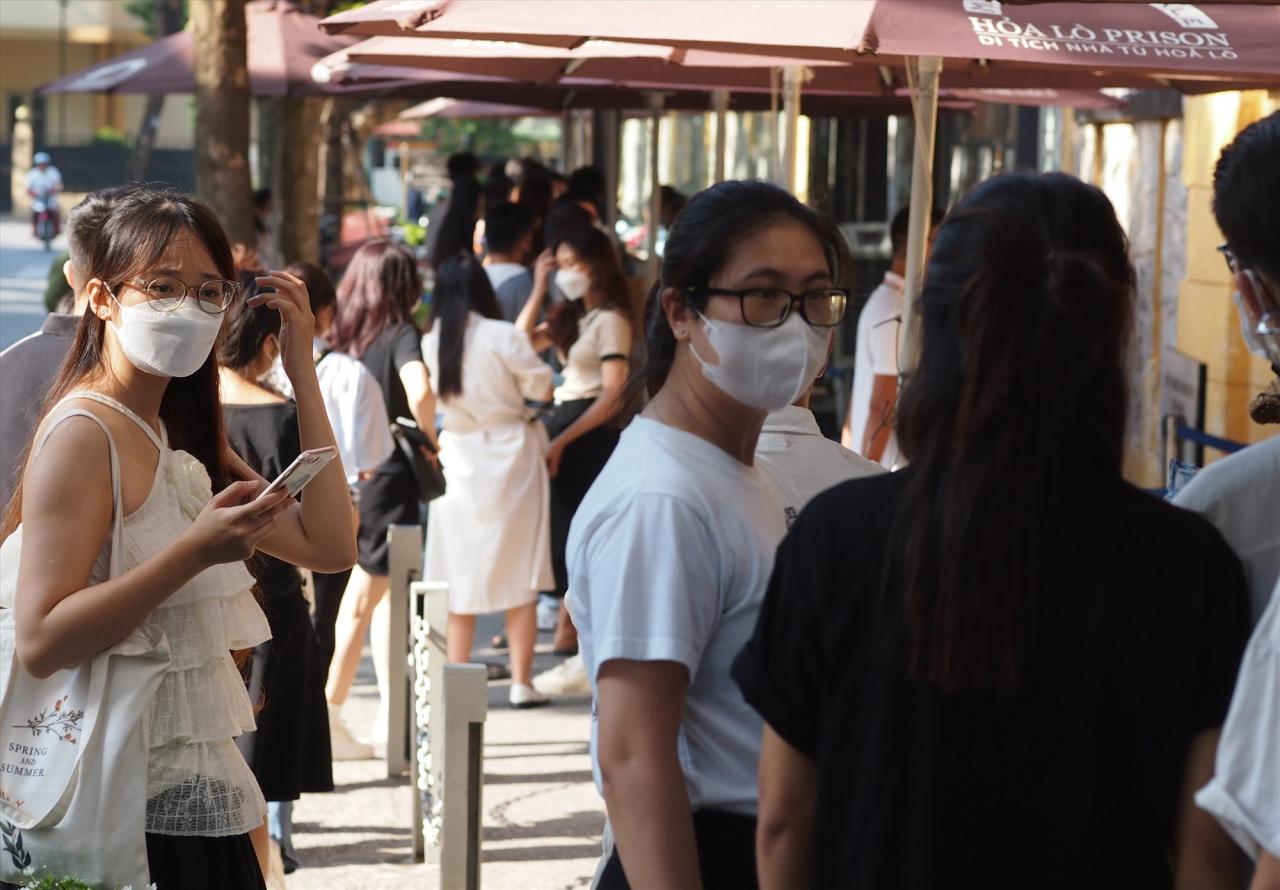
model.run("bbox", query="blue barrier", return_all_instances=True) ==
[1174,420,1246,455]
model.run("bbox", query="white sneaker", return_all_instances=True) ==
[509,683,550,709]
[328,703,374,761]
[532,654,590,696]
[536,594,559,632]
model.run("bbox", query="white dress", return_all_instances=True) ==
[0,392,270,837]
[422,314,555,614]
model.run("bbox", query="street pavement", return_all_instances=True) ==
[0,216,63,351]
[291,615,601,890]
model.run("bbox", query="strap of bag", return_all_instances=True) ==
[0,406,124,827]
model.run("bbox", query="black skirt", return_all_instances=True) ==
[546,399,620,596]
[145,831,266,890]
[236,570,334,801]
[356,461,421,575]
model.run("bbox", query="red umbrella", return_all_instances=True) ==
[320,0,1280,90]
[41,0,357,97]
[398,97,554,119]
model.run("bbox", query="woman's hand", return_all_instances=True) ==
[546,437,566,479]
[533,249,557,294]
[251,269,316,383]
[184,480,294,567]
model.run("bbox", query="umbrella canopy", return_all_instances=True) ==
[41,0,357,97]
[398,97,553,119]
[320,0,1280,92]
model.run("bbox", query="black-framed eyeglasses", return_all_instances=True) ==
[119,277,238,314]
[691,286,849,328]
[1217,242,1239,276]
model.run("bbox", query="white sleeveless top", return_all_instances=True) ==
[0,392,270,837]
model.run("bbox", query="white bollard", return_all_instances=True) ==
[409,581,449,863]
[440,663,487,890]
[384,524,422,777]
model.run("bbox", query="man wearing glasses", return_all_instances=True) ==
[1174,110,1280,889]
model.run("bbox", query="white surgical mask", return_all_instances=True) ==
[106,289,223,378]
[690,311,826,410]
[555,268,590,301]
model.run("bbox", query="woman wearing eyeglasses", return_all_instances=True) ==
[566,180,849,889]
[0,187,355,888]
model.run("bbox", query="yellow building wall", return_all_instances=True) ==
[0,0,192,151]
[1176,91,1279,454]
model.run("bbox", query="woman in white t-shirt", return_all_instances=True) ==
[517,225,635,653]
[567,180,849,889]
[422,253,555,709]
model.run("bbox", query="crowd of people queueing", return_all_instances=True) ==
[0,112,1277,890]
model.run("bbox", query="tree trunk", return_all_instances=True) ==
[274,96,323,264]
[125,0,183,183]
[192,0,252,246]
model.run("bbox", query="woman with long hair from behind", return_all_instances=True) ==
[0,186,355,888]
[324,239,436,758]
[735,172,1251,889]
[422,252,555,707]
[516,225,635,660]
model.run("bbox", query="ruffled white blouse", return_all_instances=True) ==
[3,392,270,837]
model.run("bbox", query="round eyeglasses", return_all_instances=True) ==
[120,277,238,314]
[691,286,850,328]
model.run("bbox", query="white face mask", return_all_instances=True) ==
[690,311,827,411]
[106,289,223,378]
[555,268,590,301]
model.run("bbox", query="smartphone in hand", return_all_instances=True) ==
[256,446,338,500]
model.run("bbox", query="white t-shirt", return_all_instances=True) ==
[848,271,903,469]
[25,165,62,195]
[757,405,884,513]
[315,349,395,484]
[265,347,395,484]
[1174,435,1280,622]
[1196,575,1280,859]
[567,416,795,816]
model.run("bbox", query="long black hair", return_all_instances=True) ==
[430,252,504,399]
[892,171,1134,694]
[626,179,850,404]
[217,271,282,376]
[430,175,481,269]
[3,186,237,534]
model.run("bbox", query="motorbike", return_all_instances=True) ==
[31,189,59,251]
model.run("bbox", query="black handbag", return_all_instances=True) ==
[390,417,446,503]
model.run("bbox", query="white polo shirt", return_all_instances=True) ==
[848,271,903,468]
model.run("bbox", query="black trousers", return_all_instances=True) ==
[311,568,353,678]
[596,809,759,890]
[547,400,620,597]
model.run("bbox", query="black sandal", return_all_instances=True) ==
[485,662,512,682]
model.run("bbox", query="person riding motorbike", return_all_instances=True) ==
[26,151,63,241]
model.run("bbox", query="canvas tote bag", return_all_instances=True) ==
[0,405,171,888]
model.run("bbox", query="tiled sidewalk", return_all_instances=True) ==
[288,621,602,890]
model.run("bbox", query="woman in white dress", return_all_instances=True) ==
[423,253,555,709]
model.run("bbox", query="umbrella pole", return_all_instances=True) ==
[898,55,942,380]
[712,89,729,183]
[646,92,665,284]
[782,66,806,193]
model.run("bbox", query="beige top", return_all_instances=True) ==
[554,307,633,403]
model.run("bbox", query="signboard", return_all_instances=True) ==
[1161,347,1207,465]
